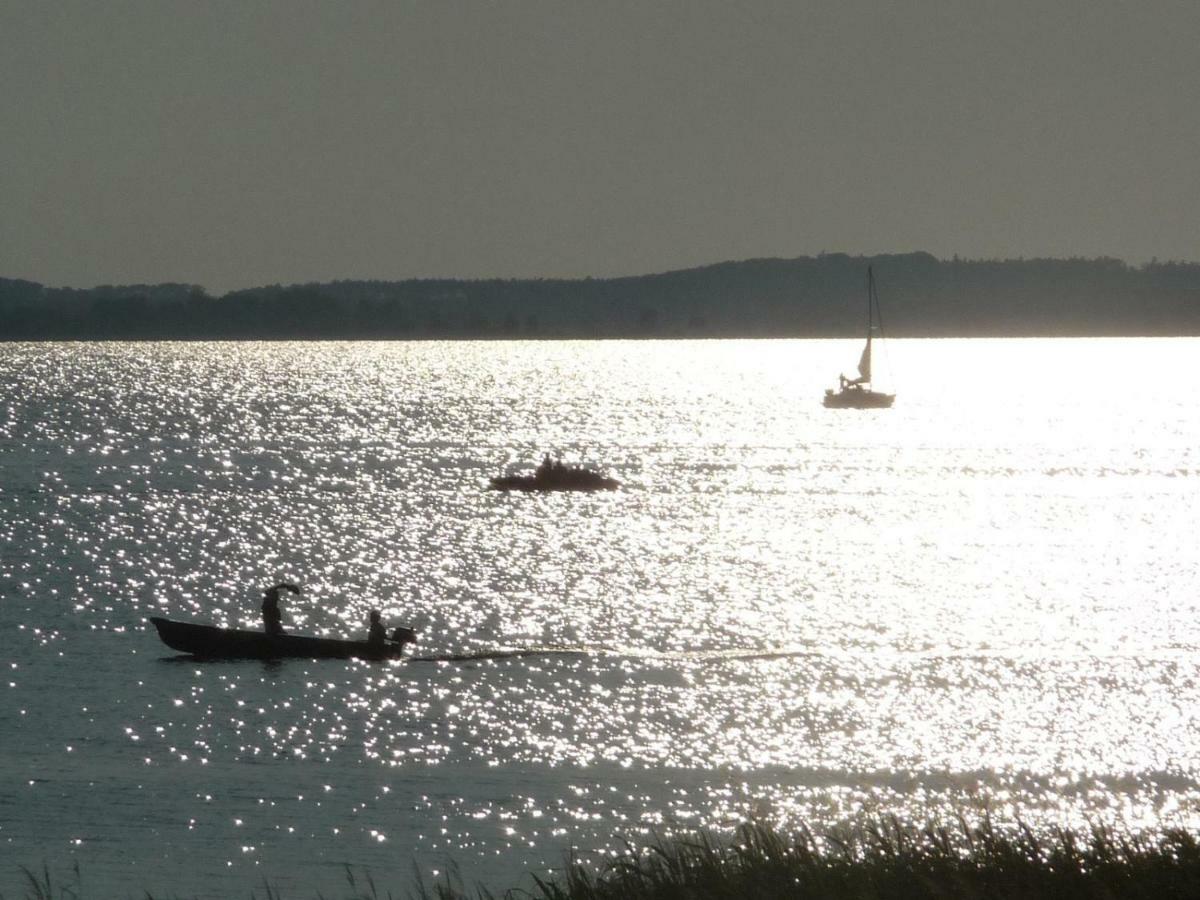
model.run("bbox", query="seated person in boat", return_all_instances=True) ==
[367,609,387,648]
[537,453,553,477]
[261,583,295,636]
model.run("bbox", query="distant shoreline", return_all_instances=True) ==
[3,252,1199,340]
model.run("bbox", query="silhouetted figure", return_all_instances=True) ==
[538,453,553,477]
[261,582,299,636]
[367,610,387,648]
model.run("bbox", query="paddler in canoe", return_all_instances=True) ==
[261,582,300,636]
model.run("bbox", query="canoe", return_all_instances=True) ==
[150,616,416,660]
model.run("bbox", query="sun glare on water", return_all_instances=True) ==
[1,338,1198,897]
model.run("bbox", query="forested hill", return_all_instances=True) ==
[2,252,1199,339]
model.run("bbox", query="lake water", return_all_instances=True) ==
[1,339,1198,897]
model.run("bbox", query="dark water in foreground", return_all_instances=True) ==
[1,339,1198,897]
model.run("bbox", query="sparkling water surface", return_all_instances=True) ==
[1,339,1198,897]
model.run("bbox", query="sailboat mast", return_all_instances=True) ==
[870,265,885,337]
[867,266,874,337]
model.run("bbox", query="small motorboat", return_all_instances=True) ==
[491,455,619,492]
[150,616,416,660]
[490,470,620,492]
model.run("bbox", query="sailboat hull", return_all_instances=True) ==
[823,388,895,409]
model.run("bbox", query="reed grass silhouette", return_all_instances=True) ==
[10,816,1200,899]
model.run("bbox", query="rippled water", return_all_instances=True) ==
[1,339,1198,897]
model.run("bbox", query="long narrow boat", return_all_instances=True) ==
[150,616,416,660]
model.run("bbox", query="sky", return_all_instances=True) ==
[1,0,1197,295]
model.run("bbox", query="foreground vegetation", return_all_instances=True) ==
[472,817,1200,900]
[12,817,1200,899]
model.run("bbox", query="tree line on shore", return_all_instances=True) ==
[2,252,1198,340]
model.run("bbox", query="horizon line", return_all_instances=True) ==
[7,249,1200,297]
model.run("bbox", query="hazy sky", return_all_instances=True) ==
[2,1,1197,294]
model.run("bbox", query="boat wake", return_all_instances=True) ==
[408,644,1198,665]
[410,648,596,663]
[408,646,821,664]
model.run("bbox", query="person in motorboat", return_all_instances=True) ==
[369,611,419,652]
[262,582,299,636]
[367,609,387,648]
[537,454,572,482]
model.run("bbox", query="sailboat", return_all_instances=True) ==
[823,266,895,409]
